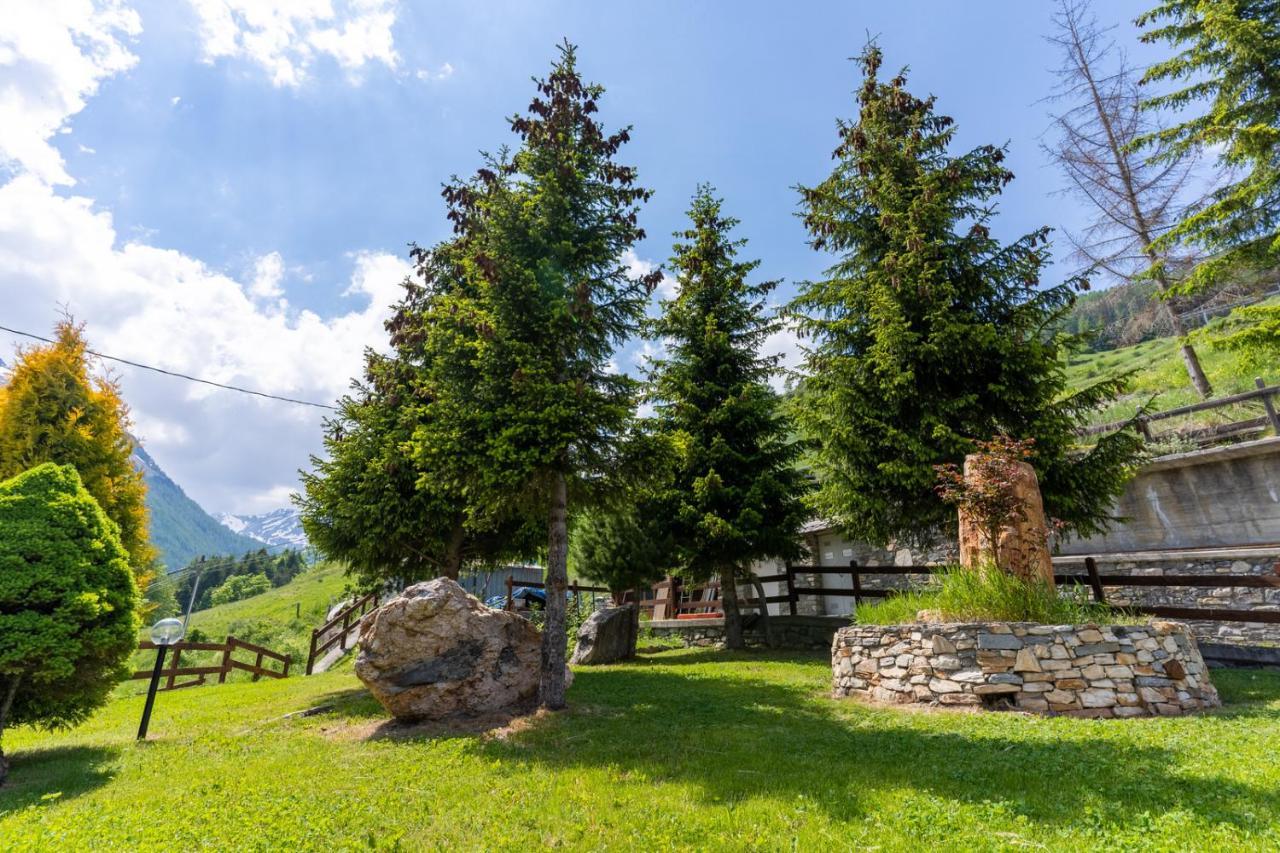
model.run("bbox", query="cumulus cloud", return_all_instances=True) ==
[0,0,141,185]
[0,175,410,513]
[188,0,400,87]
[0,1,414,514]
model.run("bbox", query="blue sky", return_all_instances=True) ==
[1,0,1163,516]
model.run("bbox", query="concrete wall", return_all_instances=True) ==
[1058,437,1280,554]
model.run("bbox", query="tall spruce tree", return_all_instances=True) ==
[648,187,808,649]
[791,44,1142,548]
[1135,0,1280,292]
[298,241,537,590]
[427,42,657,708]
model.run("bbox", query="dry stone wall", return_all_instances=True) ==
[832,621,1219,718]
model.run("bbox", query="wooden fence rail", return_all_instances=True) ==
[306,592,379,675]
[133,635,289,690]
[1079,377,1280,443]
[629,556,1280,628]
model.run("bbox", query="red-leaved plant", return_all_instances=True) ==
[934,435,1036,572]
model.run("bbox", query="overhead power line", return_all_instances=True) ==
[0,323,338,410]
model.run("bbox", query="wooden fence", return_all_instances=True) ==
[631,558,1280,628]
[306,592,379,675]
[132,636,289,691]
[1079,377,1280,447]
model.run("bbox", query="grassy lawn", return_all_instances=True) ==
[3,648,1279,850]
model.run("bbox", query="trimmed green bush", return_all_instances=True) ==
[0,463,140,781]
[855,566,1121,625]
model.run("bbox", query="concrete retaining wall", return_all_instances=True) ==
[1059,437,1280,554]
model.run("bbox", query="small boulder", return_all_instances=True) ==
[355,578,569,721]
[571,604,638,665]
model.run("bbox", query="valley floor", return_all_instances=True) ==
[2,649,1279,850]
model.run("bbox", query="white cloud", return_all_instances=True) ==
[170,95,181,105]
[188,0,399,87]
[415,61,452,82]
[0,174,410,513]
[623,248,677,301]
[249,250,285,299]
[760,316,804,392]
[0,0,141,185]
[0,0,414,517]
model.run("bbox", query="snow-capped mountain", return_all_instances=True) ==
[217,507,308,551]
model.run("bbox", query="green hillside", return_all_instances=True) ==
[126,561,353,695]
[1065,300,1280,441]
[132,442,264,571]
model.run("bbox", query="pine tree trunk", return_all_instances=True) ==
[441,525,465,580]
[540,472,569,710]
[0,674,20,786]
[749,576,776,649]
[721,568,745,650]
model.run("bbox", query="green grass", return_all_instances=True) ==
[856,567,1122,626]
[1065,298,1280,440]
[3,648,1279,849]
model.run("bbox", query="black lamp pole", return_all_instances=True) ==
[136,644,169,741]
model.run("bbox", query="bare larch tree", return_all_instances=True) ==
[1044,0,1213,397]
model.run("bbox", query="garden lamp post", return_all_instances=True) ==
[137,617,184,740]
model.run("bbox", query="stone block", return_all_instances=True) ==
[1017,697,1050,712]
[974,683,1021,695]
[1056,678,1087,690]
[1077,628,1105,643]
[952,669,985,684]
[1045,689,1076,705]
[928,678,962,694]
[978,633,1023,650]
[1014,647,1041,672]
[938,693,982,706]
[930,633,957,655]
[1080,664,1107,680]
[1105,665,1134,680]
[1081,688,1117,708]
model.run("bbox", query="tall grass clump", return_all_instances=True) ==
[855,566,1124,625]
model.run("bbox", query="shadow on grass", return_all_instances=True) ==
[470,652,1280,831]
[0,746,120,813]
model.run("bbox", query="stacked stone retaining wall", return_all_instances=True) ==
[832,621,1219,718]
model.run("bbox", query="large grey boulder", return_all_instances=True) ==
[355,578,569,721]
[571,604,638,665]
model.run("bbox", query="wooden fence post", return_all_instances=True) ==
[850,559,863,607]
[505,575,514,611]
[305,630,319,676]
[1257,378,1280,435]
[785,562,798,616]
[219,636,233,683]
[166,645,180,691]
[1085,557,1106,604]
[253,651,265,682]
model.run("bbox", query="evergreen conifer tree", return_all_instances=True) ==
[418,42,657,707]
[0,320,156,583]
[1135,0,1280,292]
[792,44,1142,548]
[648,186,808,648]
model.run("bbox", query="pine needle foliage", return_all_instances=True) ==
[647,186,809,648]
[791,44,1143,548]
[416,42,657,708]
[1134,0,1280,293]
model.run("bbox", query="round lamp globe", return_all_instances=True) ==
[150,617,185,646]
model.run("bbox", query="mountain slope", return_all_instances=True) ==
[133,443,264,571]
[217,507,307,550]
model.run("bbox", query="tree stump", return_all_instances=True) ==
[957,457,1054,585]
